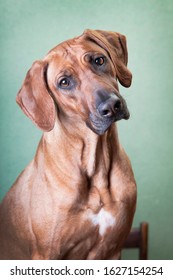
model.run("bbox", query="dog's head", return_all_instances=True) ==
[17,29,132,135]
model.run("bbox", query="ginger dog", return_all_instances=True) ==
[0,29,136,259]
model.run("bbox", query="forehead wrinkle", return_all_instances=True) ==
[57,67,76,78]
[47,49,80,77]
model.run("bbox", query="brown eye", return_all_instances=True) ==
[59,77,70,88]
[95,56,105,66]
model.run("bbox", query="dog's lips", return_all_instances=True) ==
[86,109,130,135]
[86,117,112,135]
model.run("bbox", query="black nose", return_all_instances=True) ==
[97,96,122,118]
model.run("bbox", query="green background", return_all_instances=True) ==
[0,0,173,260]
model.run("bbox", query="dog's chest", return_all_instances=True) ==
[58,203,118,259]
[87,207,116,236]
[86,185,116,235]
[60,185,118,258]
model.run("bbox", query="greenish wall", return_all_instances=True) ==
[0,0,173,260]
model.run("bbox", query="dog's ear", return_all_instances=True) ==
[16,60,55,131]
[83,29,132,87]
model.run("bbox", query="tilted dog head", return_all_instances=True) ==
[16,29,132,135]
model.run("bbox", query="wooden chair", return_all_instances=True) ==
[122,222,149,259]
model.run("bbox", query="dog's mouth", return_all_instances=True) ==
[86,107,130,135]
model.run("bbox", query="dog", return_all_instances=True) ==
[0,29,136,260]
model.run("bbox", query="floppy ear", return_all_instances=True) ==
[16,60,55,131]
[83,29,132,87]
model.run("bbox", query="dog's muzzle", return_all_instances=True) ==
[87,93,130,135]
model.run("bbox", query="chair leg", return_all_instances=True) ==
[139,222,149,260]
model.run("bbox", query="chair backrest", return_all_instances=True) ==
[123,222,149,260]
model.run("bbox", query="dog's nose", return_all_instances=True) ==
[97,96,122,118]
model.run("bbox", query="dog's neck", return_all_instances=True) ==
[36,117,120,183]
[79,125,120,178]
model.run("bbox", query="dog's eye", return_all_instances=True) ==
[59,78,70,88]
[94,56,105,66]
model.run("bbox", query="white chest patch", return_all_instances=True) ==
[88,208,116,236]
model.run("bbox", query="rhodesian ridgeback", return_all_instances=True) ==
[0,29,136,259]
